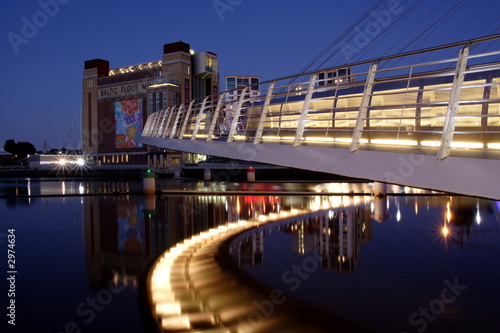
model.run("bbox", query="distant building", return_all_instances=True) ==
[81,41,219,167]
[225,75,261,102]
[318,67,355,86]
[0,150,13,165]
[28,154,85,170]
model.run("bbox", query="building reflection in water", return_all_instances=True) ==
[83,189,298,289]
[319,206,372,272]
[231,204,373,274]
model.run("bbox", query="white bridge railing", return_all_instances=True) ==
[143,34,500,160]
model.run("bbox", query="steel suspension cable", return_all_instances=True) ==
[316,0,426,69]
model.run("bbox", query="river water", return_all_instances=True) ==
[0,178,499,332]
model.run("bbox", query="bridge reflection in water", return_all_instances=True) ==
[140,183,500,332]
[140,35,500,199]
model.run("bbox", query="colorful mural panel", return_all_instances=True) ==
[115,99,143,148]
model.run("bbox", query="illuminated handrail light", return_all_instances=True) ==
[261,136,280,141]
[334,138,352,143]
[451,142,483,148]
[305,137,335,142]
[371,139,418,146]
[262,136,295,141]
[421,141,441,147]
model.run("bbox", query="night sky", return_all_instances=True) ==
[1,0,499,151]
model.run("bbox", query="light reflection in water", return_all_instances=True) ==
[146,190,500,332]
[146,196,496,332]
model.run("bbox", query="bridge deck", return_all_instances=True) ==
[139,35,500,199]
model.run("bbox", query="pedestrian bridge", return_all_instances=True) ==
[139,35,500,200]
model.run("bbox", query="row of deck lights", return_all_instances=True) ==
[183,133,498,149]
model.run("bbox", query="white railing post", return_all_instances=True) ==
[293,75,317,148]
[143,111,156,136]
[192,96,210,140]
[349,62,378,153]
[155,108,169,137]
[150,111,161,136]
[179,100,195,139]
[254,81,276,145]
[437,45,470,160]
[162,105,176,137]
[207,92,227,142]
[169,104,184,139]
[228,86,249,143]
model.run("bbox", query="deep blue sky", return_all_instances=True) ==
[1,0,499,151]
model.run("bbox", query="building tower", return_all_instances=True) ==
[81,41,219,167]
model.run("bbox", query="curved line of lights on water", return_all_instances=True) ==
[147,205,335,332]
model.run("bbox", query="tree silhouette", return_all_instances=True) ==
[3,139,37,159]
[4,139,16,154]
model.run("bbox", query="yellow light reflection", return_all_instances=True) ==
[442,225,449,237]
[149,201,372,332]
[156,302,182,316]
[446,201,452,222]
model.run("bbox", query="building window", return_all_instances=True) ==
[227,77,235,90]
[237,78,247,88]
[149,93,154,112]
[184,79,190,102]
[251,77,260,90]
[205,56,218,73]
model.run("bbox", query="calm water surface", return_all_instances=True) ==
[0,178,499,332]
